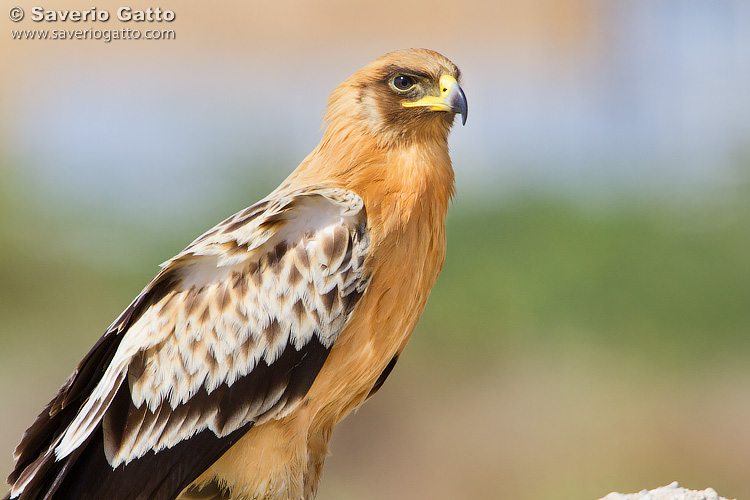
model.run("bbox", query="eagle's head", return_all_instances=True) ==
[325,48,467,144]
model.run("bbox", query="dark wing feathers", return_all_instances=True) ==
[366,354,400,400]
[53,415,251,500]
[7,188,370,500]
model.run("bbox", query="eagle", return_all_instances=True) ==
[5,48,467,500]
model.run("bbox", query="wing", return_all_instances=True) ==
[6,187,370,500]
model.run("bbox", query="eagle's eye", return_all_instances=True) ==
[391,75,416,92]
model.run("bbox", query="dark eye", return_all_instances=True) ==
[392,75,416,91]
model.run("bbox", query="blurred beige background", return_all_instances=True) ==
[2,1,750,499]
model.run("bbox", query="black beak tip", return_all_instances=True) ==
[455,86,468,126]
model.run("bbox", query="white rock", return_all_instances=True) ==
[598,482,734,500]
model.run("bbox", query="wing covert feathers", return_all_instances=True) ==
[8,188,370,500]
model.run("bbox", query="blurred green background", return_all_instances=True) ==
[2,1,749,499]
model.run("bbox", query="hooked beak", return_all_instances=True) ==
[402,74,468,126]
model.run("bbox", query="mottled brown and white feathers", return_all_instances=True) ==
[5,48,466,500]
[65,188,368,463]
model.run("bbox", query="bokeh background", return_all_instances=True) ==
[2,1,749,498]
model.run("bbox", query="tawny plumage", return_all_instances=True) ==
[5,48,467,500]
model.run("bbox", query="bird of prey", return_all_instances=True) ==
[5,48,467,500]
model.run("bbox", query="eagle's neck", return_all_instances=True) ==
[285,123,455,241]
